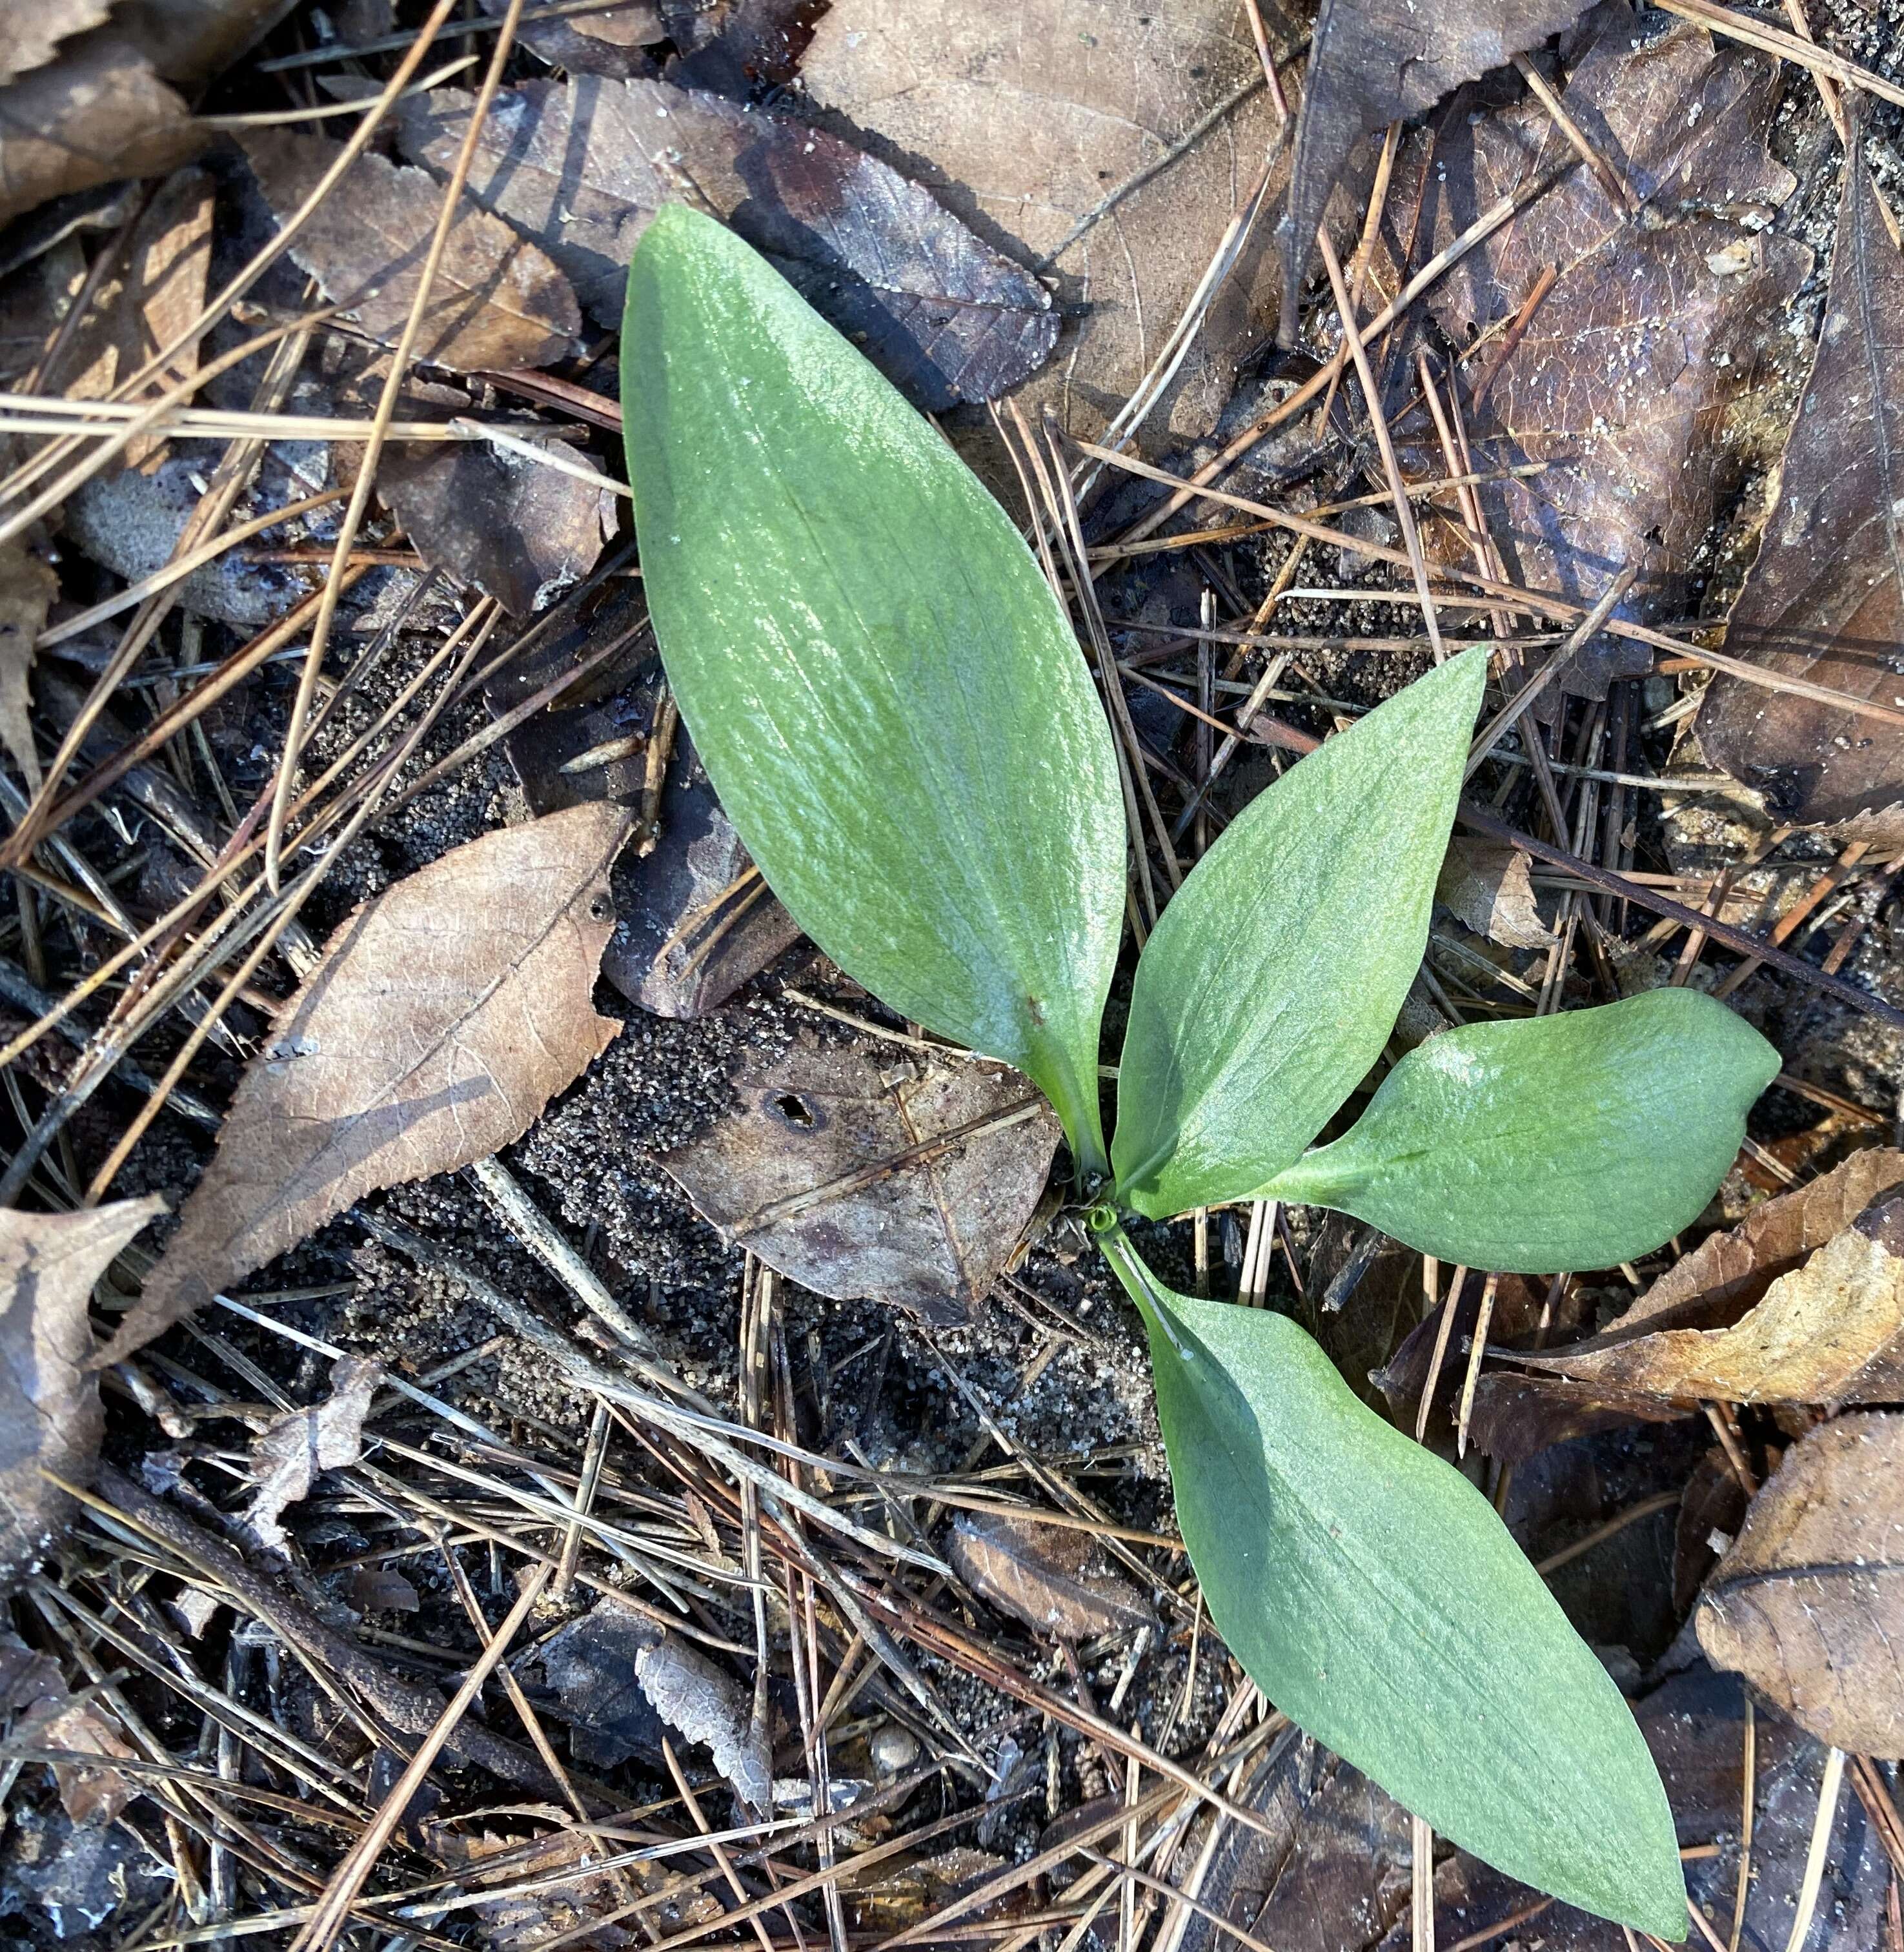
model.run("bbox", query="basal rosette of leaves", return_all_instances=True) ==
[623,203,1779,1937]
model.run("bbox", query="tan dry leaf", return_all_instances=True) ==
[110,0,300,86]
[1435,838,1553,951]
[14,1694,139,1824]
[245,1353,382,1552]
[0,538,56,792]
[1,1199,164,1589]
[104,804,632,1364]
[0,0,114,88]
[0,37,201,230]
[1697,1411,1904,1754]
[238,128,579,373]
[664,1030,1060,1325]
[947,1511,1155,1642]
[634,1634,771,1814]
[1517,1191,1904,1408]
[800,0,1302,452]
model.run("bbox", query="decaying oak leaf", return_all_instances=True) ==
[663,1030,1061,1325]
[1281,0,1592,329]
[238,128,579,372]
[1698,145,1904,835]
[1697,1412,1904,1754]
[0,0,113,87]
[245,1354,381,1553]
[0,538,56,792]
[0,38,201,230]
[104,804,632,1363]
[947,1511,1155,1642]
[634,1633,771,1815]
[802,0,1304,449]
[1517,1190,1904,1408]
[394,78,1056,411]
[1435,838,1554,951]
[1,1199,163,1589]
[1403,8,1810,698]
[378,442,609,616]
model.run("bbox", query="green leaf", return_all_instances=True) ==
[1097,1226,1686,1938]
[1264,988,1779,1271]
[622,205,1125,1166]
[1111,647,1486,1217]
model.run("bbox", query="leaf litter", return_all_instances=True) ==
[6,2,1904,1950]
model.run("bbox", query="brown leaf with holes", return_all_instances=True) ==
[1280,0,1592,329]
[1697,1412,1904,1754]
[947,1512,1155,1642]
[665,1030,1060,1325]
[802,0,1304,450]
[238,128,579,372]
[1401,9,1811,698]
[1435,838,1554,951]
[1698,143,1904,835]
[245,1354,382,1553]
[1,1199,163,1589]
[0,37,201,230]
[0,538,56,793]
[104,804,631,1364]
[378,442,610,616]
[395,77,1055,411]
[1516,1188,1904,1408]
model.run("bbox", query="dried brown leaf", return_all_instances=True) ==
[245,1353,381,1552]
[113,0,307,86]
[0,38,200,230]
[105,804,632,1363]
[238,128,579,372]
[1,1199,163,1587]
[1519,1190,1904,1407]
[0,0,113,88]
[394,77,1056,410]
[1698,143,1904,832]
[0,538,56,793]
[1404,10,1810,698]
[635,1634,770,1814]
[1281,0,1592,328]
[1462,1372,1683,1465]
[14,1695,139,1825]
[378,442,609,616]
[946,1511,1155,1642]
[664,1030,1060,1325]
[1435,837,1554,950]
[1697,1411,1904,1754]
[474,0,663,79]
[802,0,1302,448]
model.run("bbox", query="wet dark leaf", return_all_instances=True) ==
[535,1596,667,1769]
[1282,0,1591,329]
[663,1029,1060,1324]
[1698,143,1904,833]
[396,77,1055,409]
[1673,1447,1748,1616]
[1697,1410,1904,1754]
[1404,9,1810,698]
[946,1511,1155,1642]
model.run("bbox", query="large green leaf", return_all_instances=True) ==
[1265,988,1779,1270]
[1111,647,1486,1217]
[622,206,1125,1166]
[1097,1226,1686,1937]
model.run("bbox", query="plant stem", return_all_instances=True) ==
[1096,1217,1192,1358]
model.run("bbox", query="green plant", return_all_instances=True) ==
[622,203,1778,1937]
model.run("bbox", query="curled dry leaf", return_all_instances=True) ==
[246,1354,382,1553]
[946,1512,1155,1642]
[1435,838,1554,951]
[1697,1412,1904,1754]
[802,0,1303,449]
[1281,0,1592,329]
[1698,143,1904,835]
[1404,9,1810,698]
[105,804,632,1364]
[238,128,580,372]
[1517,1189,1904,1407]
[664,1029,1061,1325]
[395,78,1055,411]
[1,1199,163,1589]
[0,538,56,793]
[635,1634,771,1815]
